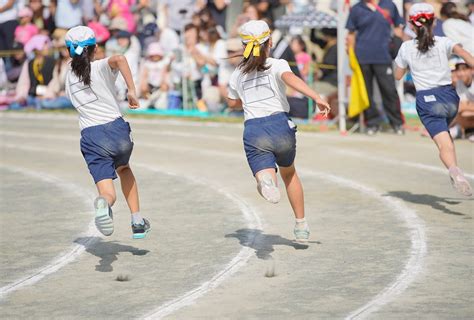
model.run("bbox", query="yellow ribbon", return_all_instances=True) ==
[239,31,271,59]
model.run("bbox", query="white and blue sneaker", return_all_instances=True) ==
[257,173,280,204]
[94,196,114,236]
[132,218,151,239]
[294,224,310,243]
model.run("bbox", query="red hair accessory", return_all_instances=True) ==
[409,12,435,27]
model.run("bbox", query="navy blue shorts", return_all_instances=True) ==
[80,117,134,184]
[416,85,459,138]
[243,112,297,176]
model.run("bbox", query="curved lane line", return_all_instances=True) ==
[0,165,98,299]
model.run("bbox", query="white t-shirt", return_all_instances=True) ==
[228,58,292,120]
[456,79,474,102]
[395,36,456,91]
[442,19,474,55]
[65,58,122,130]
[0,0,18,23]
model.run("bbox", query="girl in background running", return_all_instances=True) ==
[65,26,151,238]
[227,20,331,242]
[395,3,473,196]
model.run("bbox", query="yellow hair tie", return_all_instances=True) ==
[239,31,271,59]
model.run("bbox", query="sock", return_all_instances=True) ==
[131,212,144,225]
[295,218,308,229]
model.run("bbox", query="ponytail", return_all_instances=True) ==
[70,45,95,86]
[238,40,270,74]
[413,19,435,54]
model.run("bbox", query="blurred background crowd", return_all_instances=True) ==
[0,0,472,139]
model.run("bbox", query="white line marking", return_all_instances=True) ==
[134,163,263,320]
[0,165,98,299]
[2,143,264,319]
[4,135,427,318]
[299,170,427,319]
[332,149,474,180]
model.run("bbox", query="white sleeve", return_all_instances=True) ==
[444,37,457,55]
[394,43,408,69]
[274,59,292,78]
[97,58,119,81]
[227,72,239,99]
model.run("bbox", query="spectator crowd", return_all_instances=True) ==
[0,0,472,141]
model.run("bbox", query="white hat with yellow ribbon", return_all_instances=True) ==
[239,20,271,59]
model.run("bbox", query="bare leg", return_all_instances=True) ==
[432,131,472,196]
[116,164,140,214]
[96,179,117,206]
[279,164,304,219]
[432,131,457,169]
[255,168,280,203]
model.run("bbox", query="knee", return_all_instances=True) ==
[280,166,296,181]
[116,165,130,175]
[439,142,454,153]
[103,192,116,206]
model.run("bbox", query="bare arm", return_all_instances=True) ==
[108,55,140,109]
[394,66,407,81]
[453,45,474,68]
[0,0,15,13]
[346,31,356,52]
[227,98,242,109]
[281,71,331,116]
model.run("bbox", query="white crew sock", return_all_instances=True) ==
[295,218,308,229]
[131,212,144,225]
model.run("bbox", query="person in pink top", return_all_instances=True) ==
[14,7,39,46]
[108,0,136,33]
[290,35,311,81]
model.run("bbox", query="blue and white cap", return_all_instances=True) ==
[65,26,96,57]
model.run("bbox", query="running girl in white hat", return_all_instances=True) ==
[227,20,331,242]
[395,3,473,196]
[65,26,151,238]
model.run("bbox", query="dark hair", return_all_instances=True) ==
[412,18,435,54]
[70,45,95,86]
[291,35,307,52]
[440,2,469,21]
[238,40,270,74]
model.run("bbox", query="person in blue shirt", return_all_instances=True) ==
[346,0,405,135]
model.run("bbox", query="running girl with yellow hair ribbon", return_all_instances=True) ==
[228,20,331,243]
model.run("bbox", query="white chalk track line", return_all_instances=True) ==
[2,143,264,320]
[0,165,99,299]
[3,132,427,319]
[300,170,427,320]
[1,124,471,179]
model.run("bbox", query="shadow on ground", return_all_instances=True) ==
[385,191,467,216]
[74,237,150,272]
[225,229,315,260]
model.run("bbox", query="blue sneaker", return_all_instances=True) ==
[94,196,114,236]
[132,218,151,239]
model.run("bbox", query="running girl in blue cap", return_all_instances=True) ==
[65,26,151,238]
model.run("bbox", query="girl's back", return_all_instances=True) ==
[66,58,122,129]
[396,36,455,91]
[228,57,291,120]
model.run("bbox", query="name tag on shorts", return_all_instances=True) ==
[424,95,437,103]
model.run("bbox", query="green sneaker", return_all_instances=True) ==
[94,196,114,236]
[132,218,151,239]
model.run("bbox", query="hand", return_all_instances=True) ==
[315,98,331,118]
[127,91,140,109]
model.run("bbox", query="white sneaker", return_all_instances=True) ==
[294,223,310,243]
[257,173,280,204]
[449,167,473,197]
[94,196,114,236]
